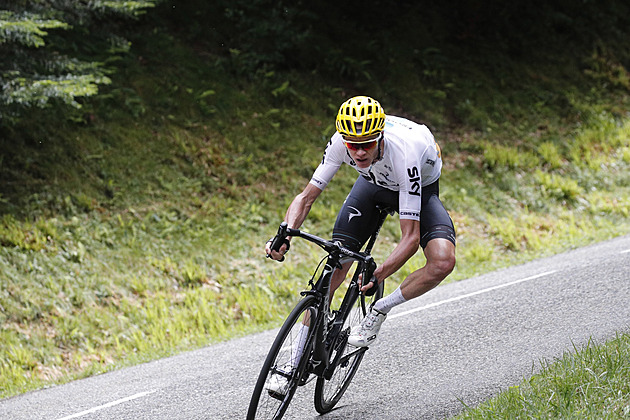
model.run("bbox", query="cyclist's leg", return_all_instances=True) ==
[398,179,456,300]
[315,179,394,411]
[330,176,398,294]
[329,262,352,297]
[295,178,398,365]
[332,176,394,249]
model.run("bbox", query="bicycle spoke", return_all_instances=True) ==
[247,296,318,420]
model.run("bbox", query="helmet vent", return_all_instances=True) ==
[335,95,385,137]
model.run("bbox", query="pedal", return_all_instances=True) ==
[267,389,286,401]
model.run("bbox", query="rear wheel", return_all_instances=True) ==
[313,273,384,414]
[247,295,318,420]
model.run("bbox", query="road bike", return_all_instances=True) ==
[247,206,392,419]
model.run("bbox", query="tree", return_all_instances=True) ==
[0,0,160,123]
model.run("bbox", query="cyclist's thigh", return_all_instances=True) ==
[332,176,398,251]
[420,180,456,249]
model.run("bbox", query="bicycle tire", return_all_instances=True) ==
[313,279,384,413]
[247,295,318,420]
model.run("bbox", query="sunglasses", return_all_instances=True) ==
[344,140,378,151]
[342,133,381,152]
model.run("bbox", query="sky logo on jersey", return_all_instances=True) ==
[407,166,421,196]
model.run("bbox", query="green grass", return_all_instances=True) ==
[454,332,630,419]
[1,1,630,407]
[1,105,628,398]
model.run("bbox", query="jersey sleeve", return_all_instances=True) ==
[396,145,425,221]
[309,135,346,190]
[398,160,422,220]
[392,122,442,221]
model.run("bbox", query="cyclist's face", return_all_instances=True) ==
[342,133,381,168]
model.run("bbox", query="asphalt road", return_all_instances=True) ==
[2,235,630,420]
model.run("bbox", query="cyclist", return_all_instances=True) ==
[265,95,456,364]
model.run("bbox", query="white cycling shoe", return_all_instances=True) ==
[347,308,387,347]
[266,364,293,397]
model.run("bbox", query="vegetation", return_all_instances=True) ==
[0,0,159,122]
[456,333,630,418]
[0,0,629,411]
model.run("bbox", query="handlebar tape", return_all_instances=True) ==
[269,222,290,262]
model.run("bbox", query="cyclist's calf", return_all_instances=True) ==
[401,238,455,300]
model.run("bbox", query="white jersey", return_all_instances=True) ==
[310,115,442,221]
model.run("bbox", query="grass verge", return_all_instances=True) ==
[454,332,630,419]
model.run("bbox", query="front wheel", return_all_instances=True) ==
[247,295,318,420]
[313,278,383,413]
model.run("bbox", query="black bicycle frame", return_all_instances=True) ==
[281,206,392,383]
[296,252,362,382]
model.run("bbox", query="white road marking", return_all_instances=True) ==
[55,390,156,420]
[389,271,558,320]
[621,249,630,254]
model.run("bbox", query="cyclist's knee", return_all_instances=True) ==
[425,240,456,279]
[434,252,455,278]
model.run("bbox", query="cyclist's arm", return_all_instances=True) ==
[364,218,420,290]
[266,183,322,260]
[284,183,322,230]
[267,136,342,260]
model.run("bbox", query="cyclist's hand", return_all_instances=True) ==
[265,237,290,262]
[358,273,379,295]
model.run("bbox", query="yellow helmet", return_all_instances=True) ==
[335,96,386,138]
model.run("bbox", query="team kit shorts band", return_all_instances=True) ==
[332,176,456,251]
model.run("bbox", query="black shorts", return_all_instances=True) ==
[332,176,456,251]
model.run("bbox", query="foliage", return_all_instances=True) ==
[1,0,630,406]
[0,10,68,47]
[482,143,540,171]
[0,0,160,121]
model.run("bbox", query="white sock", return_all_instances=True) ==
[374,286,407,314]
[290,324,309,367]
